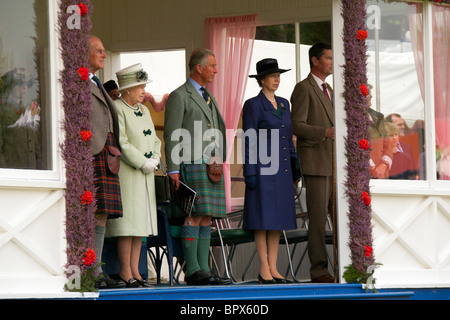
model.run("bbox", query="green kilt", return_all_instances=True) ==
[169,162,226,219]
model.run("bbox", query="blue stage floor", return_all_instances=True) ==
[97,282,415,300]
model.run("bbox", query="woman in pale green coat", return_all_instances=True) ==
[106,63,161,287]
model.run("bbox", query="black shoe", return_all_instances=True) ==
[119,277,142,288]
[204,271,232,285]
[185,270,211,285]
[95,273,126,289]
[273,277,292,284]
[136,277,153,288]
[258,274,276,284]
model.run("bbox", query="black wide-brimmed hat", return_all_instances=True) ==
[249,58,290,78]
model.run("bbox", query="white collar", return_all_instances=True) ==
[311,73,326,88]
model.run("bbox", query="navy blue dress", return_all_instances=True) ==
[242,91,298,231]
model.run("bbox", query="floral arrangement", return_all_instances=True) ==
[136,70,149,82]
[58,0,100,292]
[341,0,380,289]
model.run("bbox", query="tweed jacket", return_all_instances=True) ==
[290,73,334,176]
[90,81,121,155]
[164,79,226,173]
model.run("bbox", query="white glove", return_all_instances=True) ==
[141,158,159,174]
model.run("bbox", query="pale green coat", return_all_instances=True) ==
[106,98,161,238]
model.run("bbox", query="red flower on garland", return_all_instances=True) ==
[80,190,93,205]
[361,191,371,206]
[356,30,368,41]
[77,67,89,81]
[80,130,92,142]
[360,84,369,96]
[358,138,370,150]
[78,3,88,16]
[364,245,373,258]
[82,248,96,266]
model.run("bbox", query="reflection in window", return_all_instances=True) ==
[367,1,425,180]
[0,0,50,170]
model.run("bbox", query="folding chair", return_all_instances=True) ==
[210,209,254,282]
[240,185,307,282]
[146,202,183,286]
[283,185,335,281]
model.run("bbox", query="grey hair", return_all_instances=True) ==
[188,48,215,73]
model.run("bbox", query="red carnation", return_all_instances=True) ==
[356,30,368,41]
[360,84,369,96]
[82,248,96,266]
[358,138,370,150]
[80,130,92,142]
[80,190,93,205]
[78,3,88,16]
[77,67,89,81]
[364,245,373,258]
[361,191,371,206]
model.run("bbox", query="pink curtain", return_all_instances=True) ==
[205,14,257,212]
[432,6,450,179]
[410,4,450,179]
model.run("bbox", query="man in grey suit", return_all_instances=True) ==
[164,48,230,285]
[291,42,335,283]
[88,35,124,289]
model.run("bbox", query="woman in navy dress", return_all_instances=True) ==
[242,59,298,284]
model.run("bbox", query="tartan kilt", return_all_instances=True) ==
[93,133,123,218]
[169,162,226,219]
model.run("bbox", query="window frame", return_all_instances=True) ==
[367,2,450,194]
[0,0,65,189]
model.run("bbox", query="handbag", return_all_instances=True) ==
[206,155,223,184]
[107,145,121,175]
[155,159,172,202]
[291,156,302,183]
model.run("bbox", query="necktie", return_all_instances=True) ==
[200,87,212,109]
[92,75,103,89]
[322,83,331,100]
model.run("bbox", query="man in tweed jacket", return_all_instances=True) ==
[164,48,229,286]
[290,42,335,283]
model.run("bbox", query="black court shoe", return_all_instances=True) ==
[258,274,276,284]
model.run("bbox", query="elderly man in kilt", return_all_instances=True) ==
[88,36,125,289]
[164,48,231,285]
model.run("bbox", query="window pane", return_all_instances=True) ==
[0,0,50,170]
[367,1,425,180]
[433,5,450,180]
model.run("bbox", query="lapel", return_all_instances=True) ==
[185,80,214,124]
[90,81,108,107]
[259,91,273,112]
[258,91,284,120]
[307,73,334,125]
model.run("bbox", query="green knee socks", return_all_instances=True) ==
[181,225,212,277]
[198,226,211,273]
[181,225,200,277]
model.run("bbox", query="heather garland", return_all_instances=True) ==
[341,0,379,288]
[58,0,99,292]
[383,0,450,5]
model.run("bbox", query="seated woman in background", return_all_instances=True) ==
[385,122,415,180]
